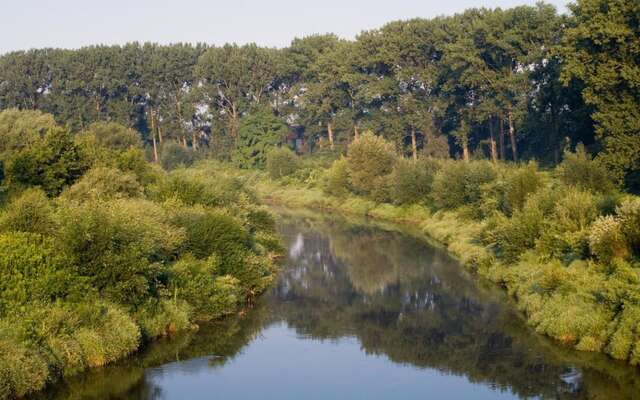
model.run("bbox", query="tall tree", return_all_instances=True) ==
[562,0,640,190]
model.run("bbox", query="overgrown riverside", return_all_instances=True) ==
[254,132,640,367]
[1,0,640,396]
[0,111,281,399]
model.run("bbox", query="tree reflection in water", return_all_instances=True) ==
[39,209,640,400]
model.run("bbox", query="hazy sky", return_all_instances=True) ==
[0,0,570,54]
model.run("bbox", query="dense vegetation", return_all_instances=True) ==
[0,1,638,191]
[256,131,640,367]
[0,110,281,398]
[0,0,639,395]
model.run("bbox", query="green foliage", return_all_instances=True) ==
[266,147,300,179]
[321,157,350,197]
[617,198,640,255]
[346,132,396,195]
[233,111,288,169]
[169,255,241,320]
[160,142,195,171]
[388,158,439,205]
[589,216,629,262]
[431,160,497,211]
[83,122,141,151]
[0,188,55,235]
[56,199,185,305]
[62,166,143,201]
[0,233,79,315]
[556,144,615,194]
[0,109,57,159]
[4,128,88,196]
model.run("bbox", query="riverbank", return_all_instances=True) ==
[251,175,640,367]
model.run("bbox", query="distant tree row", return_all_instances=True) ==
[0,0,638,190]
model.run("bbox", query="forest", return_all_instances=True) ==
[0,1,638,191]
[0,0,639,398]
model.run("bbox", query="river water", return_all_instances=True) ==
[38,209,640,399]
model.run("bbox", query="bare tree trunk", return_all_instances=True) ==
[150,108,158,163]
[327,122,334,150]
[158,125,163,144]
[411,129,418,160]
[508,110,518,162]
[462,138,470,162]
[192,132,198,150]
[182,136,188,148]
[499,116,506,160]
[489,117,498,163]
[354,124,359,141]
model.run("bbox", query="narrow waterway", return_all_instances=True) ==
[38,209,640,399]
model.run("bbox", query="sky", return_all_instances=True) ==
[0,0,570,54]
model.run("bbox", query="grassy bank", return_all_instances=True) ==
[251,135,640,367]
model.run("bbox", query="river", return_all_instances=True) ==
[37,208,640,399]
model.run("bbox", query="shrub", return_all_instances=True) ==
[431,160,496,210]
[0,188,55,235]
[617,198,640,255]
[589,216,629,262]
[136,299,192,340]
[232,111,288,169]
[536,187,599,260]
[160,142,195,171]
[322,157,350,197]
[82,122,141,151]
[388,158,439,205]
[0,109,57,159]
[4,128,88,196]
[502,162,544,214]
[557,144,614,194]
[0,233,79,314]
[483,203,545,263]
[169,255,241,320]
[63,166,142,201]
[346,132,396,195]
[266,147,299,179]
[56,199,184,305]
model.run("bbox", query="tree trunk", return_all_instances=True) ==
[192,132,198,150]
[182,136,188,148]
[158,124,163,144]
[327,122,334,150]
[508,110,518,162]
[489,117,498,163]
[411,129,418,160]
[354,124,359,141]
[499,116,506,160]
[462,138,470,162]
[150,108,158,163]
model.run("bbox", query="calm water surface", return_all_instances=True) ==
[38,209,640,399]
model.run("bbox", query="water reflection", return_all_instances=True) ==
[38,209,640,399]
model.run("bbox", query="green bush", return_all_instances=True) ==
[136,299,192,340]
[56,199,185,305]
[322,157,350,197]
[589,216,629,262]
[431,160,496,211]
[0,188,55,235]
[160,142,195,171]
[266,147,299,179]
[82,122,141,151]
[557,144,615,194]
[169,255,242,320]
[388,158,440,205]
[62,166,142,201]
[4,128,88,196]
[346,132,396,195]
[617,198,640,255]
[536,187,599,260]
[0,233,80,314]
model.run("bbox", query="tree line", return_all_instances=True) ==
[0,0,638,190]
